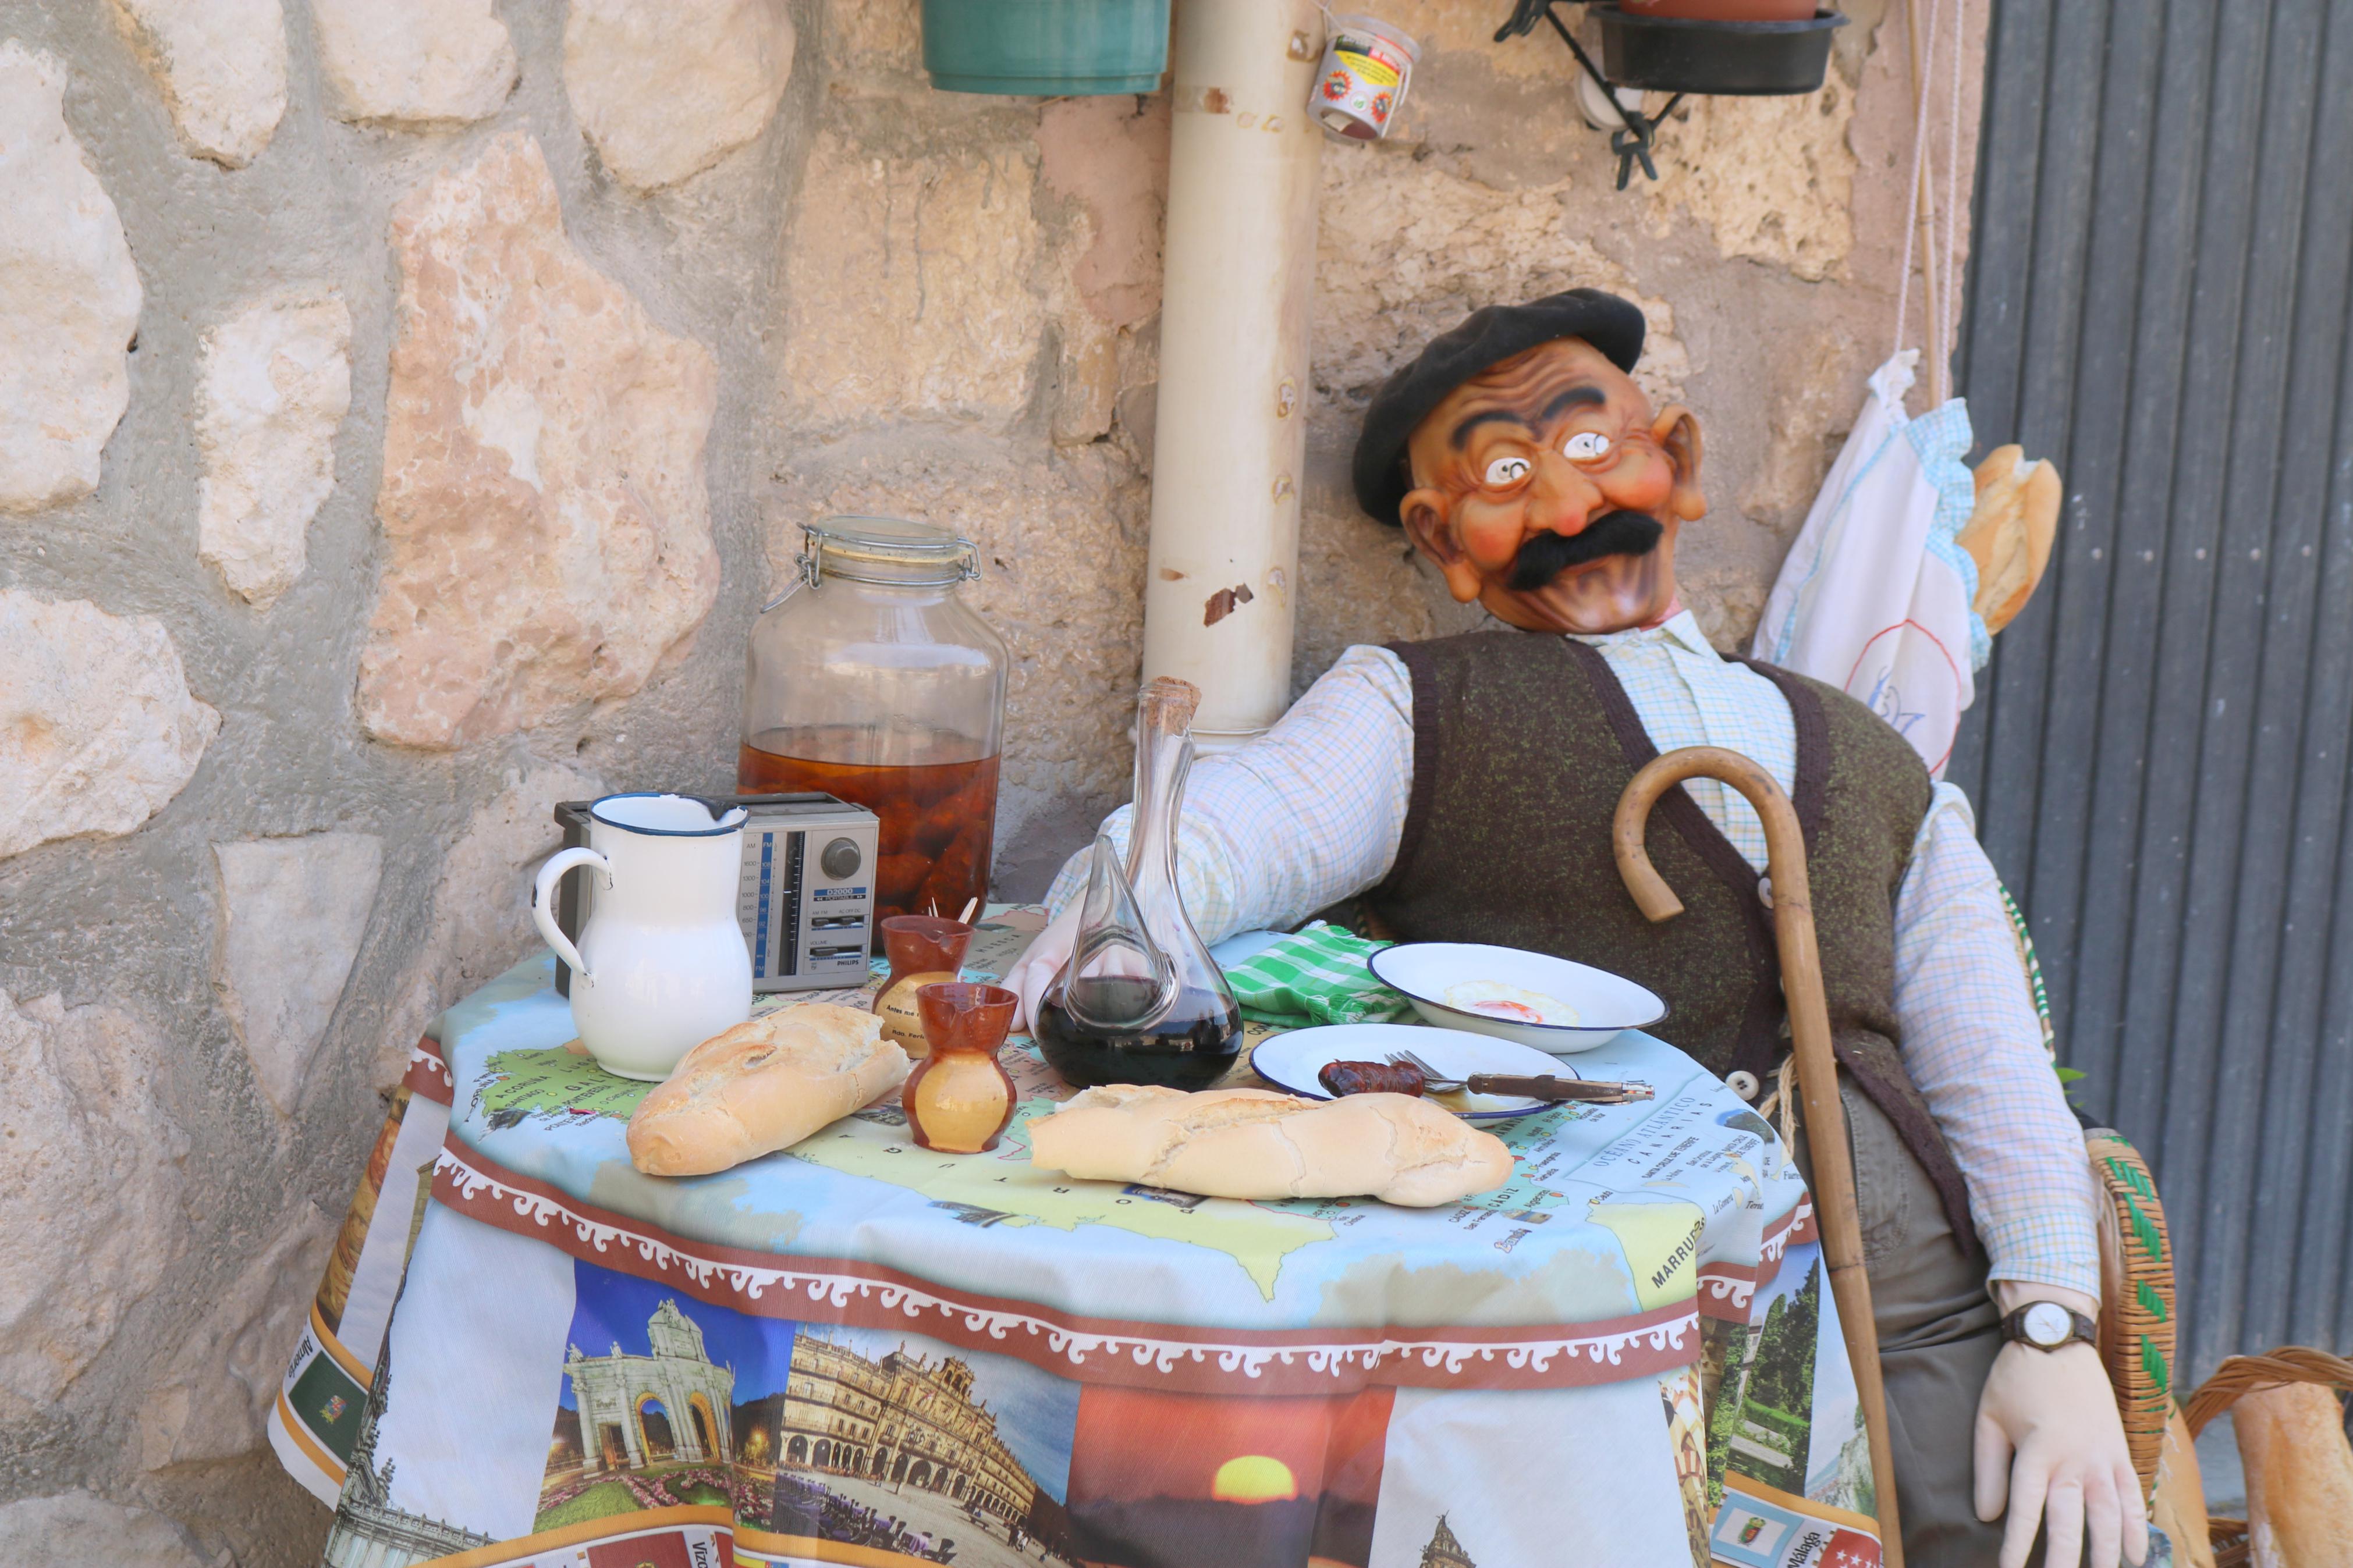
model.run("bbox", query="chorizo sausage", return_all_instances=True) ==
[1318,1059,1426,1098]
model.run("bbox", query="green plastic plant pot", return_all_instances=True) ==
[921,0,1171,95]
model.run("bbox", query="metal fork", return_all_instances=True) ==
[1385,1048,1467,1091]
[1386,1046,1654,1104]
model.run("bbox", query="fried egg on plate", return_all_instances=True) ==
[1442,979,1580,1027]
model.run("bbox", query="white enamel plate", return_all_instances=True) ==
[1369,942,1667,1054]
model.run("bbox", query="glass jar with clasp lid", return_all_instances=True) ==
[740,517,1009,930]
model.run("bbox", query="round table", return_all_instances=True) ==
[274,909,1883,1568]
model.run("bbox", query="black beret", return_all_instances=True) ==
[1350,288,1647,526]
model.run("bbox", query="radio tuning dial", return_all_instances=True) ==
[820,837,862,880]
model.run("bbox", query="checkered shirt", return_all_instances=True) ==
[1049,613,2102,1297]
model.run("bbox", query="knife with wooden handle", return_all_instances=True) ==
[1467,1073,1655,1103]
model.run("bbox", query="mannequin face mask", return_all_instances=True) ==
[1397,338,1708,636]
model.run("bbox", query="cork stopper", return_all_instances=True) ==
[1137,676,1202,736]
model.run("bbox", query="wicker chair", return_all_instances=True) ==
[2085,1130,2175,1491]
[2007,900,2353,1567]
[2082,1130,2214,1567]
[2079,1123,2353,1568]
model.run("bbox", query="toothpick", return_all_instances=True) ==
[957,897,979,925]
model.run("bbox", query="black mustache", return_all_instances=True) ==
[1506,511,1665,591]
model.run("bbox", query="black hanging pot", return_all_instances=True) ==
[1592,4,1846,95]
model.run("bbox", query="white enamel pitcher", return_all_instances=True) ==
[529,793,753,1080]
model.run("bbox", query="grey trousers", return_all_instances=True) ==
[1797,1078,2021,1568]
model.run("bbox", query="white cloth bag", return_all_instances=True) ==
[1750,350,1987,777]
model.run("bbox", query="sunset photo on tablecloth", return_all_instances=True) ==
[1062,1383,1395,1568]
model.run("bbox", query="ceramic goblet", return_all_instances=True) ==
[902,982,1019,1154]
[874,915,976,1057]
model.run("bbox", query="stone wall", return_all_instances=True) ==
[0,1,1980,1560]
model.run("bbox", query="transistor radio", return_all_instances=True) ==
[551,792,881,997]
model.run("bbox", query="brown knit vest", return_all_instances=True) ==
[1370,630,1979,1251]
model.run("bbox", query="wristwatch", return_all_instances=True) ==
[2001,1300,2098,1352]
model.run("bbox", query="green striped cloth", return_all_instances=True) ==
[1220,922,1414,1029]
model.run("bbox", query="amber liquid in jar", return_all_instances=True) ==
[738,725,999,929]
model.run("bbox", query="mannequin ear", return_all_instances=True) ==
[1653,404,1707,521]
[1400,490,1485,604]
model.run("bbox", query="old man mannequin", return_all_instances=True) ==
[1009,290,2141,1568]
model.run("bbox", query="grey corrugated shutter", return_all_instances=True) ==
[1950,0,2353,1382]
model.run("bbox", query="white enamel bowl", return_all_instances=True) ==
[1368,942,1666,1054]
[1248,1023,1569,1121]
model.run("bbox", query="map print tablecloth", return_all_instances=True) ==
[279,911,1883,1568]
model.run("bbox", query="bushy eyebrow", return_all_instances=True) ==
[1449,385,1607,449]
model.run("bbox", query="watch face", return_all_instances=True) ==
[2022,1302,2072,1347]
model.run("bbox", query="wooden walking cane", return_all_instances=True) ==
[1614,745,1907,1568]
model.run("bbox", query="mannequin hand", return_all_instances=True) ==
[1974,1286,2148,1568]
[1005,905,1081,1033]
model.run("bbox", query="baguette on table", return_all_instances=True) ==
[627,1004,909,1177]
[1028,1085,1513,1207]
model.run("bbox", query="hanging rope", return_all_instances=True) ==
[1758,1056,1801,1158]
[1891,0,1942,389]
[1896,0,1972,408]
[1938,0,1967,404]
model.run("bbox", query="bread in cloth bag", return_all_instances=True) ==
[627,1004,909,1177]
[1028,1085,1512,1207]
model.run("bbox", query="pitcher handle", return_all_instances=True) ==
[532,847,611,987]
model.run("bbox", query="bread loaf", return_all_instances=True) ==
[627,1004,909,1177]
[2234,1379,2353,1568]
[2149,1411,2216,1568]
[1959,444,2061,633]
[1028,1085,1513,1207]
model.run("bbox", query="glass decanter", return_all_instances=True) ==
[1035,677,1243,1090]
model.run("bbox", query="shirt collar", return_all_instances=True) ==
[1566,609,1716,657]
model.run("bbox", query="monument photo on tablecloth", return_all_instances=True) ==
[746,1321,1078,1565]
[536,1258,1080,1567]
[537,1263,780,1526]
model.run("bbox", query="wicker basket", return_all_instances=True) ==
[2087,1128,2176,1498]
[2183,1346,2353,1568]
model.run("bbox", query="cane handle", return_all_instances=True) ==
[1613,745,1806,923]
[1613,745,1906,1568]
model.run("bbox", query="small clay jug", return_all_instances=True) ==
[874,915,974,1057]
[902,982,1019,1154]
